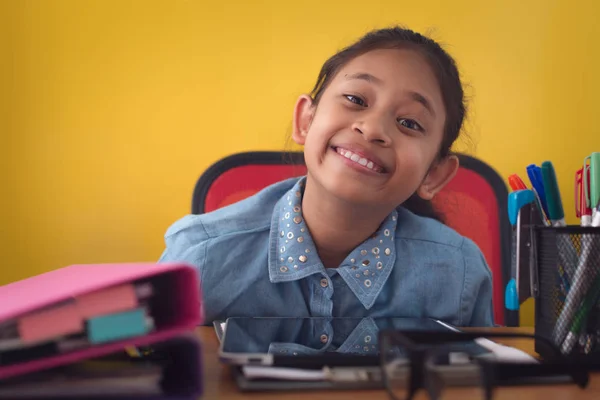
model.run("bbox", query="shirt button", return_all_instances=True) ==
[320,334,328,343]
[320,278,328,288]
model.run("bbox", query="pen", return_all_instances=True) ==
[541,161,566,227]
[526,164,550,218]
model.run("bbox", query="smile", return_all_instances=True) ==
[333,147,385,173]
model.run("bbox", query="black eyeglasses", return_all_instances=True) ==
[379,330,590,400]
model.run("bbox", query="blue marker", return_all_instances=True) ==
[526,164,549,218]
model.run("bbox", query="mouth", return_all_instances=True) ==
[332,146,386,173]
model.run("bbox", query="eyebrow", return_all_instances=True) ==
[409,91,436,118]
[345,72,383,85]
[345,72,436,117]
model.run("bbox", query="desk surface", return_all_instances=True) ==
[196,326,600,399]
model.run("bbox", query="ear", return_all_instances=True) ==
[416,155,459,200]
[292,94,315,146]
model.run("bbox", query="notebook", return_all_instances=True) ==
[0,333,203,399]
[0,262,203,398]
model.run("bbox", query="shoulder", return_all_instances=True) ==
[393,208,493,326]
[164,177,300,242]
[395,207,490,275]
[395,207,465,249]
[159,177,298,267]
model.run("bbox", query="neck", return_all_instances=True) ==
[301,175,392,268]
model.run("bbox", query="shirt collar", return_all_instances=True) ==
[335,317,380,355]
[268,177,398,310]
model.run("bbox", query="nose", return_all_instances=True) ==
[352,112,392,146]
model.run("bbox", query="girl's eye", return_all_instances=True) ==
[344,95,366,107]
[398,118,423,132]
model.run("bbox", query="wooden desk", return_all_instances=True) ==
[197,327,600,399]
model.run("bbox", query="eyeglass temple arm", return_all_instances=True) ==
[389,331,563,354]
[481,361,589,389]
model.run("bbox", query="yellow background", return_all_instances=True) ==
[2,0,599,326]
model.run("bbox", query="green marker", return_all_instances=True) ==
[541,161,566,227]
[584,152,600,210]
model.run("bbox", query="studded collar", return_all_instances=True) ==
[268,177,398,309]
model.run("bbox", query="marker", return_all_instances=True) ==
[508,174,528,191]
[526,164,550,218]
[541,161,579,281]
[541,161,566,227]
[575,166,593,227]
[584,152,600,215]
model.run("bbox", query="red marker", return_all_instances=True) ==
[575,166,592,226]
[508,174,527,192]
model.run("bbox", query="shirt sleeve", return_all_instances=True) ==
[460,237,495,327]
[158,215,209,280]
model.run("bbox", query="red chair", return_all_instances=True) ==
[192,152,513,326]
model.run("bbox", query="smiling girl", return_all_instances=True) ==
[159,26,494,327]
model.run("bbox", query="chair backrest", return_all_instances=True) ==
[192,151,513,326]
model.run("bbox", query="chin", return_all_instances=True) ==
[322,176,388,207]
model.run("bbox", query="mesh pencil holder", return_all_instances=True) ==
[534,226,600,362]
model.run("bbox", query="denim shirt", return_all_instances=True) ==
[159,177,494,327]
[221,317,463,357]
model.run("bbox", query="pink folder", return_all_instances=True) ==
[0,262,203,380]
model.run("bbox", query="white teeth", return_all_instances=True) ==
[335,147,381,172]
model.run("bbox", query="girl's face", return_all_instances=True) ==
[293,48,458,211]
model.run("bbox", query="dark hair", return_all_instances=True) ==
[309,26,467,223]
